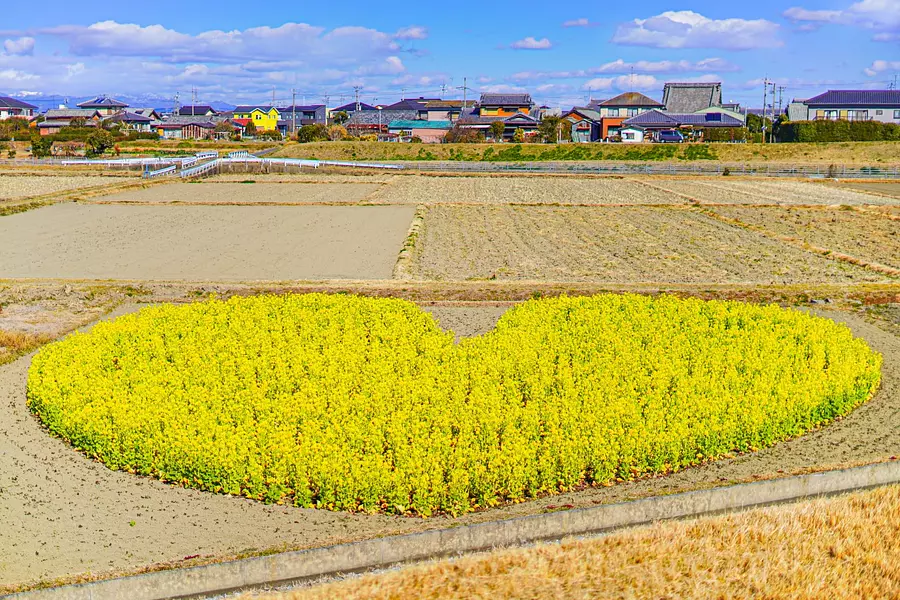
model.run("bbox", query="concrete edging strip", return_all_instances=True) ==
[10,459,900,600]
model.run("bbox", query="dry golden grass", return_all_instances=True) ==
[0,330,52,364]
[264,484,900,600]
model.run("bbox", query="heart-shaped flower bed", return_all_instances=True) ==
[27,294,881,516]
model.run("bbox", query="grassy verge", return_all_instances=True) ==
[272,140,900,165]
[269,483,900,600]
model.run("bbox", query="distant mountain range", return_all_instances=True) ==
[2,93,236,113]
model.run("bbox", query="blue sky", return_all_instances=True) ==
[1,0,898,109]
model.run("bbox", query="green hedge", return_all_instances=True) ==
[700,128,747,142]
[778,120,900,142]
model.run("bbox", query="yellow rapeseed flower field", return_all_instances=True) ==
[26,294,881,516]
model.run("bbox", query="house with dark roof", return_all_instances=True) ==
[662,82,723,113]
[38,109,103,135]
[154,117,217,140]
[561,107,602,142]
[232,106,281,131]
[622,109,743,141]
[278,104,327,128]
[804,90,900,123]
[478,93,534,117]
[457,110,540,140]
[595,92,665,139]
[333,101,377,113]
[129,107,162,120]
[105,111,155,132]
[178,105,218,117]
[0,96,37,120]
[77,95,129,115]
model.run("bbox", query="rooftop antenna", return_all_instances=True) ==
[353,85,362,112]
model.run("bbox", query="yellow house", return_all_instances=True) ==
[232,105,281,131]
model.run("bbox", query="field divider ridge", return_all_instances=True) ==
[8,459,900,600]
[392,204,427,280]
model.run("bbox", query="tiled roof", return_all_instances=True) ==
[107,111,153,123]
[278,105,325,112]
[233,105,276,113]
[565,107,602,121]
[388,120,453,129]
[805,90,900,106]
[77,96,129,108]
[662,83,722,113]
[333,102,377,112]
[347,109,418,125]
[383,98,439,110]
[458,111,539,126]
[44,108,100,119]
[599,92,664,108]
[479,93,533,106]
[423,100,476,109]
[178,105,217,115]
[0,96,37,110]
[624,109,743,127]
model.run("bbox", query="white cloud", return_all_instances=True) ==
[480,83,527,93]
[510,58,738,82]
[864,59,900,76]
[510,36,553,50]
[582,74,660,92]
[394,26,428,40]
[784,0,900,41]
[562,18,595,27]
[3,36,35,55]
[613,11,781,50]
[0,68,38,81]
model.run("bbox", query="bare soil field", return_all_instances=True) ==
[89,182,382,205]
[208,172,397,184]
[368,176,682,205]
[0,204,415,280]
[835,181,900,199]
[0,175,140,201]
[407,205,885,283]
[1,305,898,590]
[710,206,900,271]
[649,178,897,206]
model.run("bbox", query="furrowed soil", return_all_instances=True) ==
[1,305,898,590]
[88,182,383,205]
[0,204,415,280]
[709,206,900,271]
[0,175,141,201]
[835,181,900,199]
[408,205,888,283]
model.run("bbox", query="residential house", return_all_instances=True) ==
[804,90,900,123]
[77,95,129,115]
[333,101,377,114]
[622,109,744,139]
[662,82,723,113]
[382,97,439,119]
[0,96,37,120]
[619,125,646,143]
[154,116,217,140]
[457,110,540,140]
[232,106,281,131]
[561,107,602,142]
[477,93,534,116]
[129,107,162,120]
[177,105,218,117]
[346,105,418,135]
[388,120,453,143]
[38,109,102,135]
[278,105,327,131]
[596,92,664,139]
[105,111,155,132]
[693,105,746,124]
[423,100,476,122]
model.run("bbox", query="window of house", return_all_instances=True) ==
[622,132,633,140]
[607,108,619,117]
[824,110,838,120]
[894,110,900,119]
[628,107,640,116]
[876,110,883,115]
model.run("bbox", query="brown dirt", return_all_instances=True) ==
[2,304,899,591]
[0,203,415,281]
[709,206,900,271]
[0,175,141,201]
[208,173,397,184]
[835,181,900,199]
[88,182,383,205]
[650,178,898,205]
[409,205,887,284]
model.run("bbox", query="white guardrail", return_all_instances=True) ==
[142,165,177,179]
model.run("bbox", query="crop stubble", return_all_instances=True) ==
[648,179,898,206]
[408,205,886,283]
[90,182,383,205]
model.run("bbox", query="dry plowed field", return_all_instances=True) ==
[367,176,683,205]
[90,181,383,205]
[407,205,887,283]
[648,179,897,205]
[208,173,397,184]
[0,203,414,280]
[2,306,899,588]
[0,175,139,201]
[710,206,900,271]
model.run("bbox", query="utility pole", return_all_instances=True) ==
[272,87,276,107]
[440,82,447,99]
[323,94,330,125]
[353,86,362,112]
[291,88,297,136]
[456,77,473,117]
[769,81,777,143]
[761,78,768,144]
[173,91,180,116]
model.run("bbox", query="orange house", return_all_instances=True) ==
[477,93,534,117]
[595,92,664,139]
